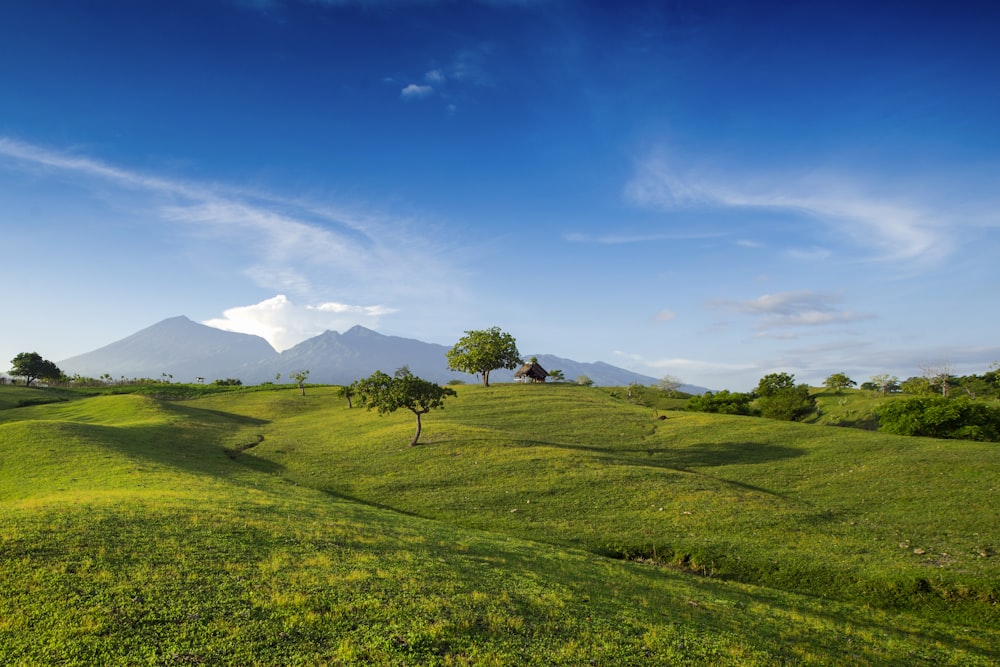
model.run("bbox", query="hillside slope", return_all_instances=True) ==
[217,384,999,625]
[1,385,998,665]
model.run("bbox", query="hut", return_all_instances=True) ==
[514,360,548,383]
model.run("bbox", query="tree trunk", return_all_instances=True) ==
[410,410,424,446]
[482,370,490,387]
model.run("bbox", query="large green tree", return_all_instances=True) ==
[445,327,521,387]
[9,352,62,387]
[352,367,457,446]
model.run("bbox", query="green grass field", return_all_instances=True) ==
[1,383,998,665]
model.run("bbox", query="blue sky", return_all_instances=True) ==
[2,0,998,390]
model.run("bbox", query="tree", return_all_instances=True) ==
[353,367,457,446]
[823,372,856,393]
[291,370,310,396]
[576,375,594,386]
[9,352,62,387]
[446,327,521,387]
[756,372,797,397]
[658,374,683,397]
[921,363,955,397]
[338,384,354,408]
[900,376,933,395]
[548,369,565,382]
[755,372,815,421]
[869,373,900,396]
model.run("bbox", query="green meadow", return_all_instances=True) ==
[1,383,997,665]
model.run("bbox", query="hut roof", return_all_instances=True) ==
[514,361,548,380]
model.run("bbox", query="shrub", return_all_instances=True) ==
[876,396,1000,441]
[758,385,816,421]
[686,390,753,415]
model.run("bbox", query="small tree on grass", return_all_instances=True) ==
[353,367,457,446]
[338,384,354,408]
[658,374,683,397]
[291,370,310,396]
[823,372,856,393]
[446,327,521,387]
[869,373,900,396]
[9,352,62,387]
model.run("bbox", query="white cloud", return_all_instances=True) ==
[564,230,723,244]
[713,290,873,331]
[0,136,463,319]
[625,153,953,265]
[613,350,759,379]
[425,69,446,84]
[653,309,677,322]
[203,294,396,351]
[400,84,433,99]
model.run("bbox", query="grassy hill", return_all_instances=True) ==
[1,383,998,665]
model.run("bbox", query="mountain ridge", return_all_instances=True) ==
[59,317,707,391]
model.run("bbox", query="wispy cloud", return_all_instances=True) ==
[203,294,395,350]
[400,83,434,99]
[713,290,873,331]
[625,153,953,265]
[564,230,722,244]
[0,136,462,339]
[613,350,759,376]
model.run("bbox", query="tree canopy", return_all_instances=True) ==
[756,372,797,397]
[823,372,856,393]
[445,327,521,387]
[9,352,62,387]
[352,367,457,446]
[868,373,900,396]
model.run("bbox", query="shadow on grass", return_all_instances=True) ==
[663,441,805,468]
[506,438,804,469]
[48,405,284,479]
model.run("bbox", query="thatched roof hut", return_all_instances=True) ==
[514,360,548,383]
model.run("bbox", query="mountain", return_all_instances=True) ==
[246,325,470,385]
[59,316,279,382]
[60,317,705,391]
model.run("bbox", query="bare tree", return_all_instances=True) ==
[658,374,683,397]
[920,363,954,397]
[869,373,899,396]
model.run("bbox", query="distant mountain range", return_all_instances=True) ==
[59,316,707,392]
